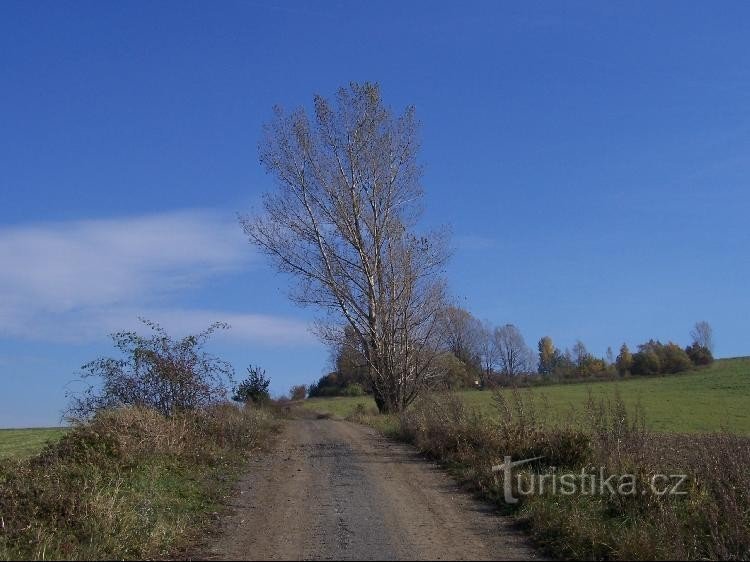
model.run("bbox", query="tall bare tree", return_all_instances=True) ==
[493,324,534,376]
[690,320,714,353]
[241,82,448,413]
[439,304,483,368]
[477,320,498,386]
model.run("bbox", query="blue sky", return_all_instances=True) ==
[1,1,748,427]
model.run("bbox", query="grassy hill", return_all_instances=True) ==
[0,428,68,459]
[304,356,750,434]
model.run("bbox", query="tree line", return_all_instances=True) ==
[309,311,715,396]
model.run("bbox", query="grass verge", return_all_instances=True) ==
[326,391,749,560]
[0,404,278,560]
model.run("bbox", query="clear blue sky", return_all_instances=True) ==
[1,1,748,427]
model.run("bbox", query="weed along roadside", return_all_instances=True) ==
[0,405,280,560]
[314,390,750,561]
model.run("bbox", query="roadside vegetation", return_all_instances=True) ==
[305,356,750,559]
[311,381,749,560]
[396,392,749,560]
[0,320,280,561]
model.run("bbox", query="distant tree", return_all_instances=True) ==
[493,324,533,376]
[632,340,691,375]
[233,365,271,404]
[690,321,714,353]
[537,337,557,376]
[439,305,483,371]
[631,349,661,376]
[659,342,693,373]
[616,343,633,376]
[330,325,370,389]
[477,321,498,387]
[606,346,615,366]
[686,342,714,366]
[435,352,476,390]
[551,348,576,378]
[290,385,307,401]
[307,372,341,398]
[572,340,589,369]
[67,319,233,419]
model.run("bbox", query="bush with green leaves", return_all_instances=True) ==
[631,340,693,375]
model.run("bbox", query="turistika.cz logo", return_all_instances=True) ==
[491,456,688,504]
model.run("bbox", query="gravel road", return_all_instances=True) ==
[202,414,542,561]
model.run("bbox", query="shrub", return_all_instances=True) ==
[631,349,661,375]
[659,342,693,373]
[67,319,233,419]
[686,342,714,366]
[631,340,692,375]
[342,382,366,396]
[233,365,271,404]
[289,385,307,401]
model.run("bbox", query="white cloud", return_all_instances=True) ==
[0,210,314,346]
[0,210,246,311]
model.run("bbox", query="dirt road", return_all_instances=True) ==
[202,415,541,561]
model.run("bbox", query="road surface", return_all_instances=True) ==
[202,414,542,561]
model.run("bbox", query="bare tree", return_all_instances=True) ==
[477,320,498,386]
[572,340,589,368]
[492,324,533,376]
[439,304,483,368]
[241,82,448,413]
[690,321,714,353]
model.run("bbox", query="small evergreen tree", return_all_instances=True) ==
[233,365,271,404]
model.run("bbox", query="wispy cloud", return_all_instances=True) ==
[0,210,313,346]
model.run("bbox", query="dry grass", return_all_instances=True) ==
[391,390,750,560]
[0,404,277,561]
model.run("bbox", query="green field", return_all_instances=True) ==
[304,357,750,434]
[0,427,68,459]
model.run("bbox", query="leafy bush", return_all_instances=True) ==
[67,319,233,419]
[631,340,693,375]
[658,342,693,373]
[686,342,714,366]
[631,349,661,375]
[342,382,366,396]
[289,385,307,401]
